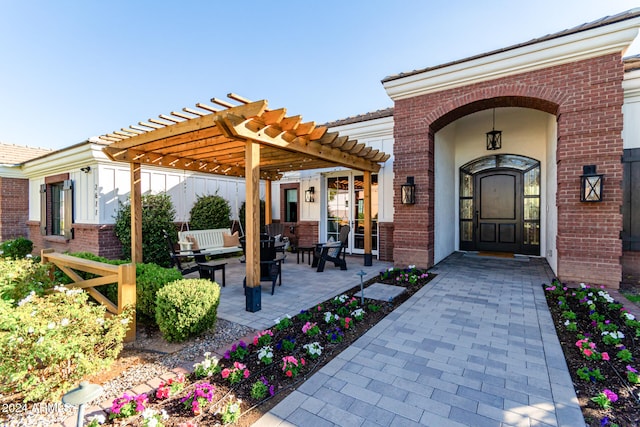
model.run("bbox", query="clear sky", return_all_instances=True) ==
[1,0,640,150]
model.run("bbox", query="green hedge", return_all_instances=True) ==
[155,279,220,342]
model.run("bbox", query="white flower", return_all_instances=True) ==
[36,336,44,345]
[580,283,587,288]
[160,409,169,420]
[96,317,105,325]
[408,264,416,269]
[204,351,211,358]
[120,318,129,325]
[47,322,56,329]
[257,346,273,362]
[54,285,67,293]
[228,402,240,413]
[27,326,34,334]
[351,308,365,318]
[624,312,636,321]
[17,337,24,343]
[60,318,69,327]
[324,312,338,323]
[17,291,36,306]
[564,319,570,326]
[141,408,156,419]
[30,310,37,317]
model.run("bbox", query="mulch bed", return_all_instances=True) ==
[544,282,640,427]
[100,269,435,426]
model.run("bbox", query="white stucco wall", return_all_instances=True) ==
[623,68,640,149]
[545,114,558,275]
[434,124,456,264]
[434,107,553,260]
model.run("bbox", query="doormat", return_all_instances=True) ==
[354,283,406,302]
[477,251,514,258]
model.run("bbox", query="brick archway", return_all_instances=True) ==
[393,53,624,287]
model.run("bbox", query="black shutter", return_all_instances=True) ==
[622,148,640,251]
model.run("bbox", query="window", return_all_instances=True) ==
[623,148,640,251]
[284,188,298,223]
[40,177,73,239]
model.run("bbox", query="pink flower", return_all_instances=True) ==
[602,352,610,361]
[221,368,230,378]
[583,349,593,357]
[603,389,618,402]
[243,369,250,378]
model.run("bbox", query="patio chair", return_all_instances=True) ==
[313,225,350,272]
[163,229,204,274]
[264,223,285,241]
[240,237,286,295]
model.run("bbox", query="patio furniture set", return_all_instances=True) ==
[164,224,351,295]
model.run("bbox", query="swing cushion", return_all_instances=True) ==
[223,231,240,247]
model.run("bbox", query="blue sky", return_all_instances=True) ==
[1,1,640,150]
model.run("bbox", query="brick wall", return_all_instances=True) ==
[295,221,319,247]
[378,221,394,262]
[393,53,624,287]
[28,221,123,259]
[0,177,30,241]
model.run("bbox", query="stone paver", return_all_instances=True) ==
[253,252,585,427]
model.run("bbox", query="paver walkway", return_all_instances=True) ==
[254,252,585,427]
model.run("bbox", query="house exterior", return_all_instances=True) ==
[0,139,261,258]
[277,9,640,289]
[0,10,638,288]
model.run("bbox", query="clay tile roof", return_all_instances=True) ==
[323,107,394,128]
[0,142,53,165]
[383,8,640,83]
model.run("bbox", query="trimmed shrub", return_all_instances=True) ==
[0,237,33,260]
[0,259,54,304]
[189,194,231,230]
[0,286,131,402]
[114,193,177,267]
[155,279,220,342]
[136,263,183,320]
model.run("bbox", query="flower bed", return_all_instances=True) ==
[90,266,434,426]
[544,281,640,427]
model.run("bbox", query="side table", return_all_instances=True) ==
[296,246,315,265]
[198,260,227,287]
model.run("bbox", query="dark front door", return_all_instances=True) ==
[474,170,522,253]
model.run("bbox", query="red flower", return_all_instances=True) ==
[286,370,292,377]
[221,368,230,378]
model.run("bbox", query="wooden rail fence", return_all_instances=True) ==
[41,249,136,342]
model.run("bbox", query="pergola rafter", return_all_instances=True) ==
[100,94,389,313]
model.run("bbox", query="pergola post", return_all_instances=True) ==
[265,179,272,226]
[245,140,261,312]
[363,170,373,266]
[130,162,142,264]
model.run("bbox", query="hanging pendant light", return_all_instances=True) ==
[486,108,502,151]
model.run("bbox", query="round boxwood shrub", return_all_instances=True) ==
[189,194,231,230]
[155,279,220,342]
[136,263,183,320]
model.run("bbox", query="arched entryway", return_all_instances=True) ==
[459,154,540,255]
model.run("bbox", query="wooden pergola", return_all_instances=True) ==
[100,94,389,311]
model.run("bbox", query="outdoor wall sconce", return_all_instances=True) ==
[80,166,91,173]
[305,186,315,203]
[486,108,502,151]
[401,177,416,205]
[580,165,603,202]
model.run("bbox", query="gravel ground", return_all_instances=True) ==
[2,319,257,427]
